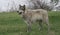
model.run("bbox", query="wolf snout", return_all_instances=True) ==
[17,11,22,14]
[19,12,22,14]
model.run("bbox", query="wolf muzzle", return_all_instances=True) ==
[17,11,22,14]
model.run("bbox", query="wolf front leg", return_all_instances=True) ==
[27,21,32,32]
[24,20,32,32]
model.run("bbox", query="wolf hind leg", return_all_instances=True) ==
[45,17,50,35]
[38,20,43,31]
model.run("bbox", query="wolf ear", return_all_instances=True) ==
[23,5,25,8]
[23,5,25,11]
[19,5,21,10]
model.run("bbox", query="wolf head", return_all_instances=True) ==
[17,5,25,14]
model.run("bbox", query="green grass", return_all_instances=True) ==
[0,11,60,35]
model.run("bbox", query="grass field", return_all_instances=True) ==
[0,12,60,35]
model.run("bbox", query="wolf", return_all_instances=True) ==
[17,5,50,33]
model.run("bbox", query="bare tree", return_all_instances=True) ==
[9,0,17,12]
[35,0,52,11]
[28,0,54,11]
[7,3,10,12]
[51,0,59,6]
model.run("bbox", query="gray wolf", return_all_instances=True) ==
[17,5,50,33]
